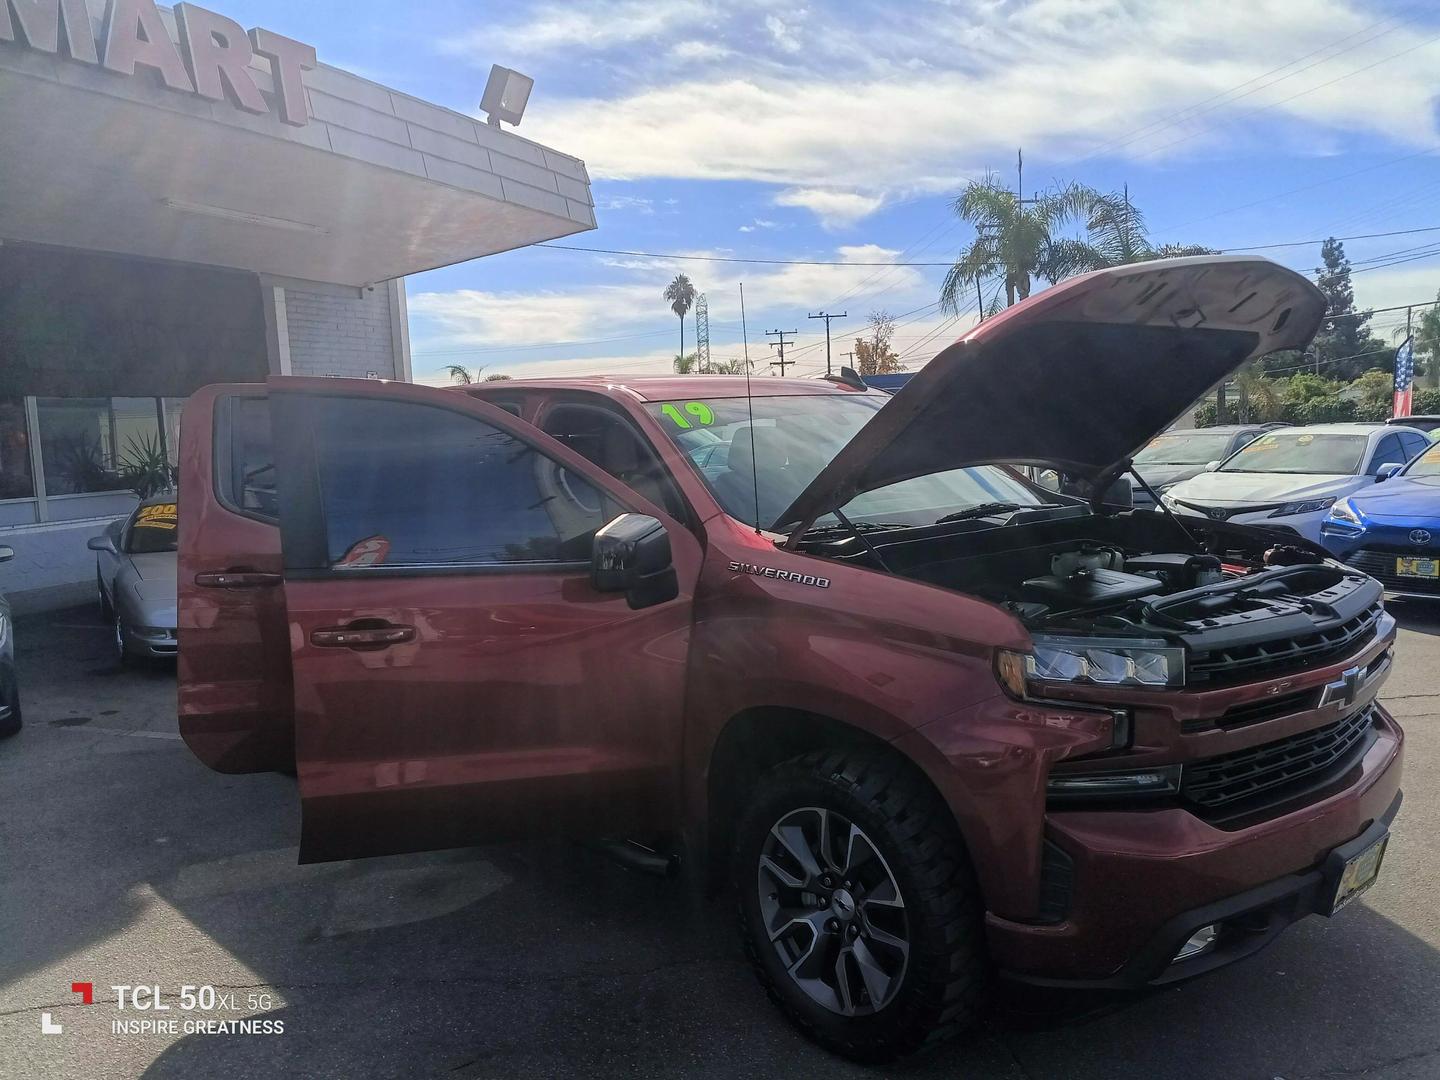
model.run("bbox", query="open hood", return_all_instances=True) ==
[776,255,1325,536]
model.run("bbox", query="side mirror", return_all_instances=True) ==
[1203,460,1222,472]
[0,545,12,564]
[1376,463,1404,482]
[87,535,117,554]
[1099,474,1133,511]
[591,513,678,610]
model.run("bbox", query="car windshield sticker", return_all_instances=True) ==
[1240,436,1278,453]
[1423,443,1440,463]
[660,402,716,429]
[336,535,391,568]
[134,503,178,531]
[1296,434,1314,445]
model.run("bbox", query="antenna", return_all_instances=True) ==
[739,283,762,535]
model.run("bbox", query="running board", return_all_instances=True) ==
[590,838,679,878]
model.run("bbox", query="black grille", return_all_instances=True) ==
[1345,548,1440,595]
[1188,605,1381,684]
[1182,705,1378,814]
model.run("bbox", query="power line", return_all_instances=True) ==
[534,224,1440,268]
[808,310,847,377]
[766,328,798,376]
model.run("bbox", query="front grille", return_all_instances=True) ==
[1214,687,1321,730]
[1175,500,1283,521]
[1182,705,1378,815]
[1345,547,1440,594]
[1188,604,1381,684]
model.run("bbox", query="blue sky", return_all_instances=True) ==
[224,0,1440,382]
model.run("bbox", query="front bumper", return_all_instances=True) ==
[122,625,178,657]
[987,706,1404,986]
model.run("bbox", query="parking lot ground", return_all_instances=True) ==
[2,601,1439,1080]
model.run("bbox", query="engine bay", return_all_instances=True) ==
[798,506,1384,662]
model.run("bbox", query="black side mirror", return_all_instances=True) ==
[591,514,678,610]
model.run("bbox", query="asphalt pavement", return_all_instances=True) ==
[1,599,1438,1080]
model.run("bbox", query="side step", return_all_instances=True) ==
[590,838,680,878]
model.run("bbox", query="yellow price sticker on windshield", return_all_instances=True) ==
[135,503,177,530]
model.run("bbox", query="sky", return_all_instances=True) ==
[223,0,1440,384]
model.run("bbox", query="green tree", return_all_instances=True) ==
[940,173,1100,313]
[1082,191,1220,265]
[663,274,697,360]
[853,311,905,376]
[673,352,698,374]
[1396,291,1440,390]
[1310,239,1389,380]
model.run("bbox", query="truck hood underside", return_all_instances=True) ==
[777,256,1326,536]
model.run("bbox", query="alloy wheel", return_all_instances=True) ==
[756,806,910,1017]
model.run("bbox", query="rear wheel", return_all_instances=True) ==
[734,747,987,1063]
[0,669,19,739]
[113,615,131,668]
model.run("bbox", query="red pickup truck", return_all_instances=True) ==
[177,256,1403,1062]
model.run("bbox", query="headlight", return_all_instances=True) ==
[1001,636,1186,692]
[1326,498,1363,527]
[1269,497,1335,517]
[1047,764,1182,802]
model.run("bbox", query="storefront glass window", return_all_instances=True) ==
[0,398,35,501]
[162,397,186,467]
[37,397,161,496]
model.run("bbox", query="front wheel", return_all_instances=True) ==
[734,748,987,1064]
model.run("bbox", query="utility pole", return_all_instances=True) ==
[766,329,797,376]
[808,311,846,376]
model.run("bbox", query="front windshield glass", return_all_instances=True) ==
[1218,432,1366,475]
[646,394,1046,528]
[1135,432,1239,465]
[1405,441,1440,477]
[124,501,178,554]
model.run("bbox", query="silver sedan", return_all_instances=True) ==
[89,495,178,665]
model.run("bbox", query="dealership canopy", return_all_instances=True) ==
[0,0,596,287]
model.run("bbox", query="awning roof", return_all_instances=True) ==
[0,5,594,287]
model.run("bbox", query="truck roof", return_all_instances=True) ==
[460,375,878,403]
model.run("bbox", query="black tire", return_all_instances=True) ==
[114,615,132,669]
[97,571,114,622]
[734,747,987,1064]
[0,672,19,739]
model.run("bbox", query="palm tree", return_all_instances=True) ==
[940,174,1100,314]
[664,274,697,359]
[673,352,698,374]
[444,364,479,384]
[1084,190,1220,266]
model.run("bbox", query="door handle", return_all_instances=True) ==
[310,624,416,649]
[194,570,282,588]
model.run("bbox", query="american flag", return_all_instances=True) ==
[1394,338,1415,419]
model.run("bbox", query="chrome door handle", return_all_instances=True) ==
[310,624,416,648]
[194,570,282,588]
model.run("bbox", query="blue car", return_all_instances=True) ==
[1322,440,1440,597]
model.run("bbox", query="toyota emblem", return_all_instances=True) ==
[1207,507,1229,521]
[1411,529,1433,546]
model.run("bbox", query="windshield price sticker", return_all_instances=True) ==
[135,503,178,531]
[660,402,715,429]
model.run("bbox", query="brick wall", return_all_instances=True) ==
[284,286,400,380]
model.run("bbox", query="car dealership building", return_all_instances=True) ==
[0,0,594,609]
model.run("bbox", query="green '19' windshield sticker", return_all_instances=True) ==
[660,402,715,428]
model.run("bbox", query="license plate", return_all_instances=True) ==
[1328,834,1388,915]
[1395,556,1438,578]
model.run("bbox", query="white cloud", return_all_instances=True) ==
[775,188,885,228]
[512,0,1440,222]
[764,13,803,54]
[448,0,709,56]
[595,194,654,214]
[408,243,932,378]
[738,218,780,232]
[670,39,732,63]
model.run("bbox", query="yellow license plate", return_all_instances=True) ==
[1395,557,1439,578]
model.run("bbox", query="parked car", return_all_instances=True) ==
[1385,415,1440,435]
[1161,423,1430,543]
[177,257,1403,1063]
[89,494,179,665]
[1322,439,1440,596]
[1131,424,1278,507]
[0,543,17,738]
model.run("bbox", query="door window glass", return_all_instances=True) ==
[0,398,34,501]
[310,397,611,569]
[217,395,279,520]
[1368,434,1405,474]
[540,403,686,519]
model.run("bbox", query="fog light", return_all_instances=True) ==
[1173,924,1219,963]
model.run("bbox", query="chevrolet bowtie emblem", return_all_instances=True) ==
[1319,665,1364,709]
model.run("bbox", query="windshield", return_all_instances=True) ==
[1406,441,1440,477]
[1218,432,1367,475]
[124,501,178,554]
[646,394,1047,528]
[1135,432,1240,465]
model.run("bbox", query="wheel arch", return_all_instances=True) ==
[702,706,967,895]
